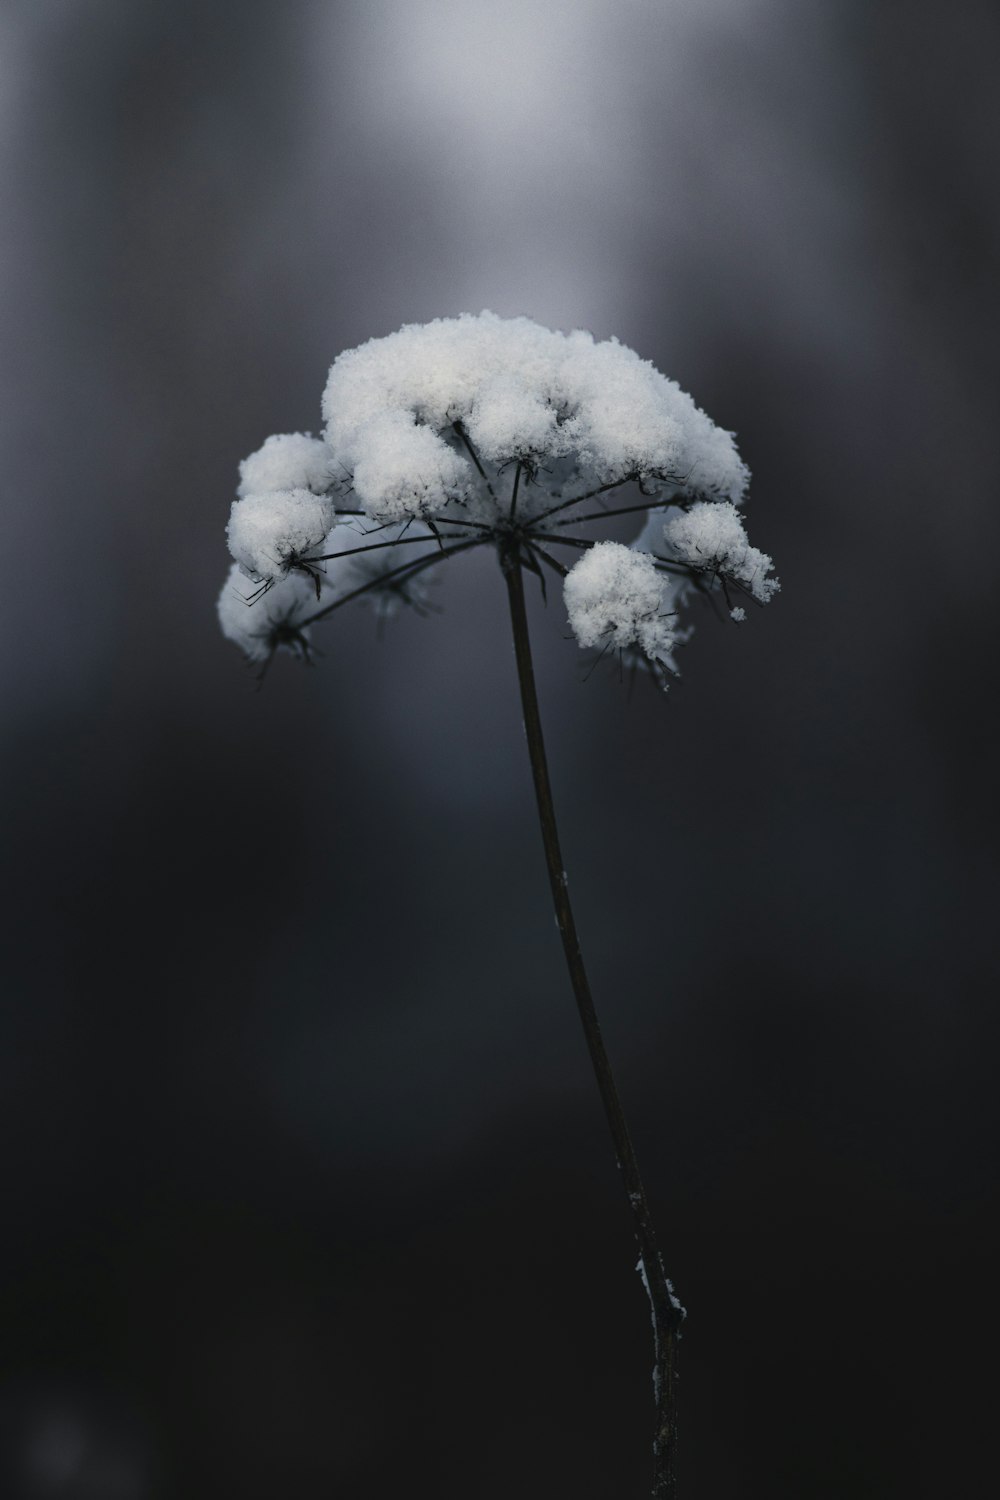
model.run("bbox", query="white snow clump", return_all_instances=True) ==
[564,542,679,670]
[227,488,336,584]
[238,432,337,498]
[661,502,779,604]
[322,312,748,522]
[349,410,471,523]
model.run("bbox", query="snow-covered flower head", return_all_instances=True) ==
[237,432,339,499]
[564,542,681,673]
[217,563,317,665]
[217,313,778,680]
[227,488,337,588]
[661,502,779,606]
[321,311,748,521]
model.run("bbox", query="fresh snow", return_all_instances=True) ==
[321,312,749,522]
[218,314,778,674]
[662,501,779,604]
[227,488,336,584]
[238,432,339,499]
[563,541,678,670]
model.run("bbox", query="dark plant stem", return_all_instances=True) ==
[300,538,482,628]
[553,496,685,527]
[310,531,471,563]
[453,419,499,502]
[532,475,635,525]
[500,545,683,1499]
[509,460,522,523]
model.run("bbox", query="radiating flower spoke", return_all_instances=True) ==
[300,537,483,628]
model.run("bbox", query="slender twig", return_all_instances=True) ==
[453,420,499,503]
[300,538,482,627]
[426,520,445,552]
[647,555,767,606]
[533,532,747,603]
[500,548,683,1499]
[530,532,592,551]
[527,541,569,579]
[509,460,523,523]
[309,533,470,563]
[531,476,636,526]
[426,514,494,531]
[554,497,684,528]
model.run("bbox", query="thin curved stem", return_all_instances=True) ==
[531,533,724,595]
[530,532,591,550]
[309,532,471,563]
[526,541,569,580]
[453,420,498,503]
[501,549,683,1499]
[300,538,482,627]
[530,476,636,526]
[427,514,494,531]
[509,460,523,523]
[554,496,684,527]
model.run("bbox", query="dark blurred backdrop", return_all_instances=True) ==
[2,2,998,1496]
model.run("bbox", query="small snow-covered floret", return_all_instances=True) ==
[217,563,316,663]
[553,331,747,498]
[469,374,558,466]
[227,488,336,584]
[238,432,337,498]
[662,502,779,604]
[349,411,471,521]
[564,541,677,669]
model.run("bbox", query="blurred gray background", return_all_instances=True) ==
[2,2,998,1496]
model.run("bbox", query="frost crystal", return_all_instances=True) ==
[217,313,778,680]
[661,502,779,604]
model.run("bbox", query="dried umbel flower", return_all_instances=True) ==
[216,313,779,1497]
[218,311,777,681]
